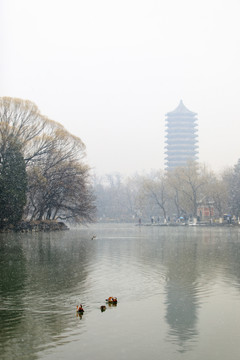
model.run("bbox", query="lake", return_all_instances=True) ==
[1,224,240,360]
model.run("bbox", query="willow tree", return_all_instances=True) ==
[0,97,47,158]
[0,97,86,164]
[0,97,95,224]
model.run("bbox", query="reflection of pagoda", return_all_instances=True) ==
[165,100,198,170]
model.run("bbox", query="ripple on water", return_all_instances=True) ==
[2,225,240,360]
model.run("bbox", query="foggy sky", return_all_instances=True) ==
[1,0,240,176]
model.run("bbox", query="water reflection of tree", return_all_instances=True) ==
[0,231,94,359]
[0,234,27,357]
[2,226,240,358]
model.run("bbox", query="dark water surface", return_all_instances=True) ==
[1,224,240,360]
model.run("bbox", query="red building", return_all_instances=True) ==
[197,205,214,219]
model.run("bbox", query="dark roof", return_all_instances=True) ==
[166,100,197,117]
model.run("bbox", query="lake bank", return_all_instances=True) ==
[0,220,69,233]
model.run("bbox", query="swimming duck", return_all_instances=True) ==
[91,235,96,240]
[100,305,106,312]
[76,304,84,313]
[105,296,118,304]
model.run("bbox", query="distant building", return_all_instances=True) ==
[197,205,214,220]
[165,100,198,170]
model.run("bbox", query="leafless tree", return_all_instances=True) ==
[0,97,95,224]
[140,170,169,221]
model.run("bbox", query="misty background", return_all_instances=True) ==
[1,0,240,176]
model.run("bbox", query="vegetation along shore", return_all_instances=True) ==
[0,97,96,232]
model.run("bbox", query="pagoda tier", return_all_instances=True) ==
[165,143,199,150]
[165,149,198,154]
[165,100,198,170]
[165,139,198,145]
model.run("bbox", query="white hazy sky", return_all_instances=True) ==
[1,0,240,176]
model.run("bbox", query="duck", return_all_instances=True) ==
[100,305,106,312]
[91,235,96,240]
[105,296,118,304]
[76,304,84,313]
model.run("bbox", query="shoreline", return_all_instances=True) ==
[0,220,69,233]
[136,222,239,227]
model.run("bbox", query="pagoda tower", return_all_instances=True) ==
[165,100,198,170]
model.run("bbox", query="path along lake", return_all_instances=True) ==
[1,223,240,360]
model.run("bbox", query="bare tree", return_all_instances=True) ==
[141,171,169,221]
[26,143,95,222]
[0,97,95,224]
[168,161,211,218]
[224,160,240,218]
[0,97,86,165]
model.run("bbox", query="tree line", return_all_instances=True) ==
[94,160,240,223]
[0,97,95,229]
[2,96,239,228]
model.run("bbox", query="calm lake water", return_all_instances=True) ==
[1,224,240,360]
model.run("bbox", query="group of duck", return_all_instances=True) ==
[76,296,118,315]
